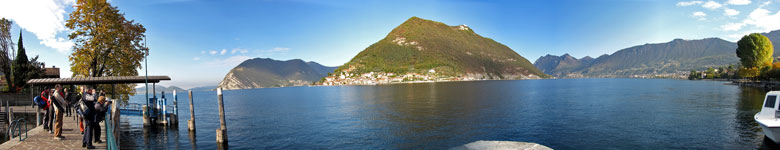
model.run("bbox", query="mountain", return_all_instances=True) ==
[188,85,218,91]
[135,85,185,94]
[534,54,594,77]
[535,38,739,78]
[762,30,780,55]
[218,58,337,90]
[321,17,545,85]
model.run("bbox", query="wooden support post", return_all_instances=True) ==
[171,90,178,125]
[161,91,167,125]
[143,105,150,126]
[188,90,195,131]
[216,88,228,145]
[32,85,39,126]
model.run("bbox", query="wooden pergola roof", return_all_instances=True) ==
[27,76,170,85]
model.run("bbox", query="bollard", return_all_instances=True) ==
[161,91,167,125]
[143,105,150,126]
[188,90,196,131]
[216,88,228,145]
[171,90,178,125]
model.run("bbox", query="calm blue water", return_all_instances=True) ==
[119,79,775,149]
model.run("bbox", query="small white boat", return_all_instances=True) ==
[755,91,780,143]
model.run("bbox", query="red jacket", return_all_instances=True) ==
[40,90,50,110]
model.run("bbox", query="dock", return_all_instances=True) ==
[0,113,107,149]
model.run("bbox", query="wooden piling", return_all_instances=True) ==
[161,91,167,125]
[171,90,178,125]
[216,88,228,145]
[142,105,150,126]
[188,90,195,131]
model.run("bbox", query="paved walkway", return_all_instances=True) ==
[0,113,106,150]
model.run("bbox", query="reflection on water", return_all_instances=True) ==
[120,79,780,149]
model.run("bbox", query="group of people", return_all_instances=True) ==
[35,84,111,149]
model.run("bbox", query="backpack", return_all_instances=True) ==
[78,100,89,114]
[34,96,47,108]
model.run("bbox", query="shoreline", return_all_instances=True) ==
[222,77,702,90]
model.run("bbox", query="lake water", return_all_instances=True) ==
[119,78,777,149]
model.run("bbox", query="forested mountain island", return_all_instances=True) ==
[219,58,336,89]
[318,17,546,85]
[535,30,780,78]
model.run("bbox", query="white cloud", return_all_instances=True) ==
[231,48,248,54]
[677,1,703,6]
[702,1,723,10]
[201,50,206,54]
[724,8,740,16]
[209,50,217,55]
[727,0,751,5]
[693,11,707,17]
[0,0,76,53]
[192,57,200,61]
[743,8,780,31]
[720,8,780,32]
[256,47,291,53]
[220,49,227,55]
[721,22,745,31]
[760,1,771,7]
[205,55,251,67]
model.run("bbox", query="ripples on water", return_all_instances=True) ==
[120,79,780,149]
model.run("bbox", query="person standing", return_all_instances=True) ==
[93,96,107,143]
[82,88,96,149]
[40,89,51,132]
[52,84,67,140]
[64,88,71,117]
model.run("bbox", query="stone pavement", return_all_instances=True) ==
[0,112,106,150]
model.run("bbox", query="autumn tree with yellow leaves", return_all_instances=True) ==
[66,0,147,101]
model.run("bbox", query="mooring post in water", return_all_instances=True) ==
[143,105,150,126]
[188,90,196,131]
[172,90,178,125]
[216,88,228,145]
[162,91,168,125]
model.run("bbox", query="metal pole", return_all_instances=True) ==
[33,85,39,126]
[144,36,149,121]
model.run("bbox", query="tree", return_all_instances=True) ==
[11,32,46,92]
[739,67,760,78]
[67,0,147,101]
[736,33,774,69]
[12,31,28,92]
[0,18,13,92]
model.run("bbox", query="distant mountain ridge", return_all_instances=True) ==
[135,85,185,94]
[535,30,780,78]
[320,17,545,85]
[218,58,336,89]
[535,38,740,77]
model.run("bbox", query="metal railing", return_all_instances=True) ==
[105,105,118,150]
[8,118,27,141]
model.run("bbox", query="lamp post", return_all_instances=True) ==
[144,36,149,117]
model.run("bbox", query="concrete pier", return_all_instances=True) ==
[0,113,107,149]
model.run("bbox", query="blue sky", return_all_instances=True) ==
[1,0,780,88]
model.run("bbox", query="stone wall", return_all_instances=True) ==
[0,93,33,106]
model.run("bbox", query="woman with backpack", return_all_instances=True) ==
[40,89,51,132]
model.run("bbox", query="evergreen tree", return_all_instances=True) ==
[12,30,28,91]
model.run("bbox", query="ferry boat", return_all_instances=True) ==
[755,91,780,143]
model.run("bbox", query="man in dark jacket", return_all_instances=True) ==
[82,88,96,149]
